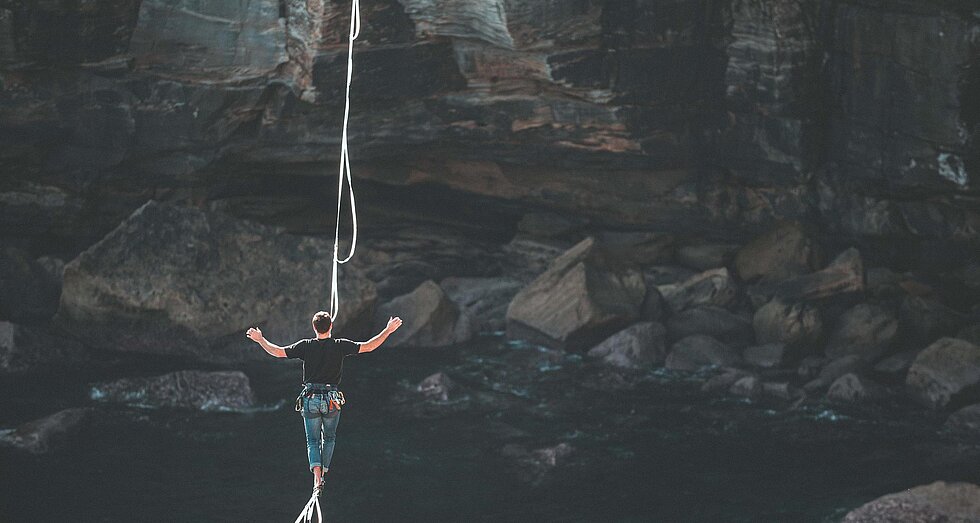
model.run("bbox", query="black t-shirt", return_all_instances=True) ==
[284,337,361,385]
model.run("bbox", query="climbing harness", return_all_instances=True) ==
[328,0,362,323]
[295,383,346,413]
[295,3,361,522]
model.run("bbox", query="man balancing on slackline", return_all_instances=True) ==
[246,312,403,496]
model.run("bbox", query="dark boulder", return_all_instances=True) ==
[0,321,88,373]
[597,231,675,266]
[752,299,822,355]
[872,350,919,381]
[665,335,740,371]
[906,338,980,410]
[945,404,980,437]
[734,221,821,282]
[666,306,754,346]
[0,408,92,455]
[826,373,887,403]
[676,243,737,272]
[506,237,645,352]
[56,201,377,362]
[440,276,522,333]
[743,343,787,369]
[587,322,667,369]
[90,370,255,410]
[900,295,970,346]
[824,304,898,361]
[378,280,473,348]
[842,481,980,522]
[0,247,62,321]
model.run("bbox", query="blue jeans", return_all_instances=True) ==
[302,394,342,471]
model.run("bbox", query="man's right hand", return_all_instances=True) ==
[246,327,264,343]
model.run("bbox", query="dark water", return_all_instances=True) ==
[2,335,979,522]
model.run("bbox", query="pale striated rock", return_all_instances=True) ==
[56,202,377,361]
[749,248,865,306]
[378,280,472,348]
[734,222,821,282]
[506,238,645,352]
[906,338,980,410]
[824,304,898,361]
[658,268,737,314]
[843,481,980,523]
[587,322,667,369]
[665,335,740,371]
[90,370,255,410]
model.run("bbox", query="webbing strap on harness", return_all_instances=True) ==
[328,0,361,323]
[294,492,322,523]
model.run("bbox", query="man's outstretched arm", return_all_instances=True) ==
[357,316,403,353]
[246,327,287,358]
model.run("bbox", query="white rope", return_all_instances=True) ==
[329,0,362,321]
[294,492,322,523]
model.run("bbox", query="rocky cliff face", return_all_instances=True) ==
[1,1,977,266]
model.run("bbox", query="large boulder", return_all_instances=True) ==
[0,408,92,454]
[734,222,821,282]
[377,280,472,348]
[906,338,980,410]
[55,201,377,361]
[89,370,255,410]
[842,482,980,522]
[749,248,864,307]
[665,335,740,371]
[440,276,522,333]
[657,268,737,314]
[945,404,980,437]
[666,306,754,346]
[752,299,822,355]
[0,321,87,373]
[587,322,667,369]
[826,373,887,403]
[824,304,898,361]
[0,247,62,321]
[506,237,645,352]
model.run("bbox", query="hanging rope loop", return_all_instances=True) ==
[329,0,361,321]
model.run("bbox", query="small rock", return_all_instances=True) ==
[743,343,787,369]
[0,321,87,373]
[658,268,738,314]
[378,280,473,348]
[502,442,574,486]
[797,356,827,380]
[945,404,980,437]
[826,373,886,403]
[416,372,455,401]
[640,285,666,322]
[761,382,799,401]
[666,306,754,346]
[90,370,255,410]
[730,376,761,398]
[701,368,752,393]
[842,481,980,522]
[804,355,866,393]
[587,322,667,369]
[906,337,980,410]
[665,335,740,371]
[752,299,822,354]
[734,221,821,282]
[0,408,92,454]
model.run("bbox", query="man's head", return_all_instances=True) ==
[312,311,333,336]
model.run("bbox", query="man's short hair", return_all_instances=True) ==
[312,311,333,334]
